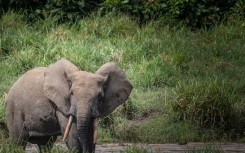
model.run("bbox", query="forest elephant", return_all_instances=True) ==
[6,59,133,153]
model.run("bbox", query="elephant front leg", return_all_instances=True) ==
[85,118,97,153]
[67,124,95,153]
[73,118,96,153]
[65,127,81,152]
[57,112,97,153]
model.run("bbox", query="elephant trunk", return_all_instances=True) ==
[76,99,90,152]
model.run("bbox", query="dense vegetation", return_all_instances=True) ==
[1,0,245,27]
[0,1,245,152]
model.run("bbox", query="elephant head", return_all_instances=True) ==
[43,59,133,152]
[96,62,133,117]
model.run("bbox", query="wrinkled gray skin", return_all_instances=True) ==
[6,59,133,153]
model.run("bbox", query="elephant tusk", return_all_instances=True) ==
[93,118,98,144]
[63,115,73,141]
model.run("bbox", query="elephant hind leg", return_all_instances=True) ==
[8,115,28,149]
[9,128,28,150]
[29,136,57,152]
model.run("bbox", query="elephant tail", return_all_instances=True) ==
[0,121,9,138]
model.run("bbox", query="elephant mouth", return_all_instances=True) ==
[62,116,98,145]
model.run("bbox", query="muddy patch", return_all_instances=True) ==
[25,142,245,153]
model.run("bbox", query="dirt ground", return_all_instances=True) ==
[25,142,245,153]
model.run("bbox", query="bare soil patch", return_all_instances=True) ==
[25,142,245,153]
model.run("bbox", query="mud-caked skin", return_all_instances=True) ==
[6,59,133,153]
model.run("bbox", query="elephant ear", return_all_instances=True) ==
[44,59,79,115]
[96,62,133,117]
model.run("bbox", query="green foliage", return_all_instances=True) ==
[186,145,222,153]
[101,0,244,27]
[0,144,23,153]
[229,0,245,21]
[1,0,103,22]
[0,135,71,153]
[121,146,149,153]
[0,12,244,144]
[1,0,245,27]
[172,80,243,132]
[99,110,140,142]
[165,0,237,27]
[0,135,23,153]
[139,116,200,143]
[0,96,6,123]
[101,0,168,25]
[38,0,103,22]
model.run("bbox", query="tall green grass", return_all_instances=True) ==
[173,80,243,129]
[186,145,222,153]
[0,10,244,147]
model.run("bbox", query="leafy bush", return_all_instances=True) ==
[1,0,244,26]
[1,0,103,22]
[101,0,244,27]
[38,0,103,22]
[172,80,242,132]
[229,0,245,21]
[101,0,168,25]
[165,0,238,27]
